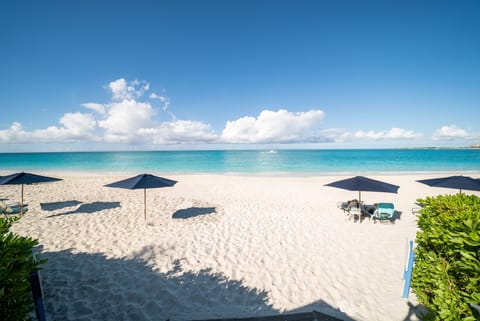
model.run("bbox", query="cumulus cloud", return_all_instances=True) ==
[57,113,96,136]
[0,113,98,144]
[139,120,217,144]
[331,127,422,142]
[108,78,150,101]
[150,92,172,117]
[0,122,30,143]
[150,93,168,104]
[388,128,422,139]
[82,103,105,114]
[34,113,97,142]
[0,78,216,146]
[354,128,421,140]
[432,125,471,140]
[221,109,325,143]
[85,78,216,144]
[98,100,155,138]
[94,79,178,143]
[0,77,437,148]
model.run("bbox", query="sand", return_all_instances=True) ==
[5,172,480,321]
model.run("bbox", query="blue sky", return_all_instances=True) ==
[1,0,479,151]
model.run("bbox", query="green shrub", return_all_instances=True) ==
[0,217,46,321]
[412,194,480,321]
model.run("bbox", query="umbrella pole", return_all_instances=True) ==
[21,184,24,215]
[144,188,147,221]
[358,191,362,223]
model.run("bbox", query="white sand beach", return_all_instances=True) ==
[5,172,480,321]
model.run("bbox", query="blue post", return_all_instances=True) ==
[30,271,46,321]
[402,240,415,298]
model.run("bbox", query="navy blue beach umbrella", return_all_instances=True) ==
[0,172,63,214]
[416,175,480,193]
[325,176,400,202]
[105,174,177,220]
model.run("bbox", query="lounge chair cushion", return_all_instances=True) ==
[0,201,28,214]
[373,203,395,220]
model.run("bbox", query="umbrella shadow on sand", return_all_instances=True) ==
[46,201,121,217]
[172,206,217,219]
[36,246,352,321]
[41,200,83,211]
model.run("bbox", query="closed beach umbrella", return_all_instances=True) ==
[105,174,177,220]
[416,175,480,193]
[0,172,63,214]
[324,175,399,203]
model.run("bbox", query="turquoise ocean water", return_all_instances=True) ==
[0,149,479,174]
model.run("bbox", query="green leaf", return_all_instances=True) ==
[0,217,47,320]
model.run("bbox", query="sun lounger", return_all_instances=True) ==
[348,204,361,220]
[361,204,375,220]
[337,199,364,221]
[337,201,349,212]
[372,202,395,223]
[411,202,423,215]
[0,201,29,217]
[337,199,359,211]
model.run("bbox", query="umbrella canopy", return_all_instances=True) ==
[416,175,480,193]
[105,174,177,220]
[0,172,63,214]
[324,175,399,202]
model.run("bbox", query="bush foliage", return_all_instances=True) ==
[412,194,480,321]
[0,217,46,321]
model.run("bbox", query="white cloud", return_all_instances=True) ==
[82,103,105,114]
[107,78,150,101]
[385,128,422,139]
[432,124,470,140]
[221,109,325,143]
[58,112,96,136]
[96,80,216,144]
[150,92,172,113]
[108,78,129,100]
[150,93,167,102]
[0,122,30,143]
[0,78,194,146]
[0,113,97,144]
[98,100,155,142]
[33,112,97,142]
[2,78,332,146]
[0,77,438,149]
[139,120,217,144]
[331,127,422,142]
